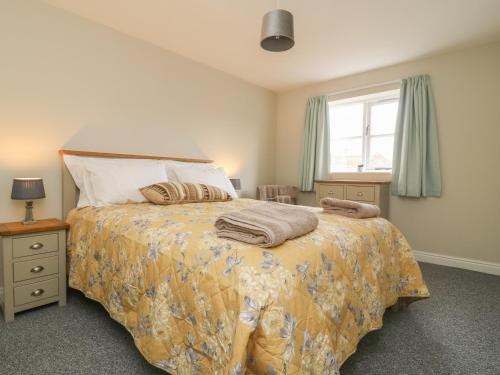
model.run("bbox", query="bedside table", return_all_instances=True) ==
[0,219,69,322]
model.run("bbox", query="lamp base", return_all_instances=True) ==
[23,201,36,225]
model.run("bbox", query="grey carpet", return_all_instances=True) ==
[1,263,499,375]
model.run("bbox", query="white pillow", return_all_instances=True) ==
[84,158,168,206]
[163,160,218,182]
[170,165,238,198]
[63,155,93,208]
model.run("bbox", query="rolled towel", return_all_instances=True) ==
[320,197,380,219]
[215,202,318,248]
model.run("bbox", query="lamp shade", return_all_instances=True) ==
[11,178,45,200]
[230,178,241,191]
[260,9,294,52]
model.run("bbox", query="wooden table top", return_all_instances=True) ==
[0,218,69,236]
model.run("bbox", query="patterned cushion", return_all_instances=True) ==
[140,182,232,205]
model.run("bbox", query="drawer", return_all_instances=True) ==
[13,256,58,283]
[346,185,375,202]
[13,233,58,258]
[14,277,58,307]
[318,184,344,199]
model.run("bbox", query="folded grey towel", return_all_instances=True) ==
[320,197,380,219]
[215,202,318,248]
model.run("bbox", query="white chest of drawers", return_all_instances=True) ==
[315,180,391,218]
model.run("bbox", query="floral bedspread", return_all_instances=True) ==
[66,198,429,375]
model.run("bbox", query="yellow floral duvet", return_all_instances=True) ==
[66,198,429,375]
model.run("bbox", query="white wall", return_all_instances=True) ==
[276,42,500,264]
[2,1,499,267]
[0,0,276,222]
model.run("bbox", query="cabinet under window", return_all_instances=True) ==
[329,89,399,172]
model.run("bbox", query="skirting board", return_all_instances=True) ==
[414,250,500,276]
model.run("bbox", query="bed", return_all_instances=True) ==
[61,150,429,375]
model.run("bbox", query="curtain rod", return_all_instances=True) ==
[325,79,401,97]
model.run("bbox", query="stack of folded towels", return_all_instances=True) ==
[320,197,380,219]
[215,202,318,248]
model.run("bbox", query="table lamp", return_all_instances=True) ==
[230,178,241,192]
[11,178,46,224]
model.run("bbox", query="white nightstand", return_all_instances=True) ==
[0,219,69,322]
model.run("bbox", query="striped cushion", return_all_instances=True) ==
[140,182,232,205]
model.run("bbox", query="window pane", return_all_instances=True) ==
[331,137,363,171]
[368,135,394,169]
[371,101,398,135]
[330,103,364,139]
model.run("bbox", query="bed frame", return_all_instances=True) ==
[59,149,213,218]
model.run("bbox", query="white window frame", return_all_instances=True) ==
[329,89,400,173]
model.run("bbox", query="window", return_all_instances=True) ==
[329,90,399,172]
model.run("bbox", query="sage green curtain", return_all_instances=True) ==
[299,95,331,191]
[392,75,441,197]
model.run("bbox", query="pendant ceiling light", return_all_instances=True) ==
[260,6,294,52]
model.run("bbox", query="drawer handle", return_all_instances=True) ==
[30,266,45,274]
[30,242,44,250]
[356,192,363,197]
[31,288,45,297]
[328,191,335,195]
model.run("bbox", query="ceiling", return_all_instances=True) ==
[43,0,500,92]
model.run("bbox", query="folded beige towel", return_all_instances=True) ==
[320,197,381,219]
[215,202,318,248]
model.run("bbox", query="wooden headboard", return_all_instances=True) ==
[59,149,213,218]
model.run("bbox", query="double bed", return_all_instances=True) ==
[61,150,429,375]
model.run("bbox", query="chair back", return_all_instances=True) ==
[256,185,298,204]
